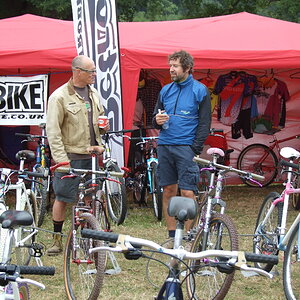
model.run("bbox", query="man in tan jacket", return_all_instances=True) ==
[46,55,108,255]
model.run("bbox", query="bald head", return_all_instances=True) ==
[71,55,97,87]
[72,55,95,69]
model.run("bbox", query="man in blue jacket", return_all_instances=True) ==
[153,50,211,239]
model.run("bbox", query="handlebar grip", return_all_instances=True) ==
[245,252,278,265]
[0,265,55,275]
[15,133,30,137]
[24,170,49,178]
[280,159,300,170]
[81,229,119,243]
[19,265,55,275]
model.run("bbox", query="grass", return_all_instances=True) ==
[12,184,298,299]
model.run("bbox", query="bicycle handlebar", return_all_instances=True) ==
[193,156,265,182]
[0,265,55,290]
[15,133,47,140]
[280,159,300,171]
[81,229,278,277]
[50,162,123,178]
[0,168,49,179]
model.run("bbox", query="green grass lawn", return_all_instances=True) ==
[21,184,295,299]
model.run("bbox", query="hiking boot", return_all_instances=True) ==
[47,234,63,256]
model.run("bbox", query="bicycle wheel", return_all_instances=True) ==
[253,192,282,271]
[33,166,50,227]
[95,190,110,231]
[64,213,106,300]
[104,162,127,225]
[291,175,300,210]
[237,144,278,187]
[151,163,162,221]
[13,189,37,265]
[186,213,239,300]
[283,223,300,300]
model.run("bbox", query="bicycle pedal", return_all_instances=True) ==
[30,242,45,257]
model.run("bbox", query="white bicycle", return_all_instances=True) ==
[0,209,55,300]
[0,150,48,266]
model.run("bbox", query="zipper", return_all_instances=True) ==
[173,85,182,115]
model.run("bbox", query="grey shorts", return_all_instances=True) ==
[53,159,92,203]
[157,145,199,192]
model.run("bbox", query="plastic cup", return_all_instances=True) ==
[98,116,109,128]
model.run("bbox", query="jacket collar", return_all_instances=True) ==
[67,78,91,96]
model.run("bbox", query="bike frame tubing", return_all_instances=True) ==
[147,157,158,194]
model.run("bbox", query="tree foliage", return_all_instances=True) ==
[0,0,299,23]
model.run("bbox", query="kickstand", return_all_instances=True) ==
[105,251,122,275]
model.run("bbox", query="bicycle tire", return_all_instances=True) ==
[283,223,300,300]
[13,189,38,266]
[186,213,239,300]
[253,192,282,271]
[291,175,300,210]
[104,162,127,225]
[237,143,278,187]
[64,213,106,300]
[95,190,111,231]
[33,166,50,227]
[151,163,162,221]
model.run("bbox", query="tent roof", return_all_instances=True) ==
[0,14,76,73]
[119,12,300,69]
[1,12,300,72]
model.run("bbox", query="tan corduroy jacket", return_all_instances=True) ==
[46,78,105,163]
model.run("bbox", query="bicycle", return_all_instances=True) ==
[189,148,264,299]
[251,146,300,299]
[81,195,278,300]
[50,150,123,300]
[0,209,55,300]
[16,123,52,227]
[0,150,48,266]
[237,131,300,187]
[101,131,127,225]
[131,135,162,221]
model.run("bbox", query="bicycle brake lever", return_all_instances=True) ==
[16,277,46,289]
[239,264,274,279]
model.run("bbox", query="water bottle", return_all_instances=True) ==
[162,112,169,129]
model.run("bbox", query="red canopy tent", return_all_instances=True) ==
[1,12,300,174]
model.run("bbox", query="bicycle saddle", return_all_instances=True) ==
[280,147,300,159]
[168,196,198,222]
[0,210,33,229]
[15,150,36,162]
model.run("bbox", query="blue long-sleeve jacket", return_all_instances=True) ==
[152,74,211,155]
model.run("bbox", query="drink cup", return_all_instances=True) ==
[98,116,109,128]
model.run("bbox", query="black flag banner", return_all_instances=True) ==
[71,0,124,166]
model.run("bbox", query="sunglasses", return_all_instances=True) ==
[75,67,97,74]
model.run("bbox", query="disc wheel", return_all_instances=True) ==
[237,144,278,187]
[186,213,239,300]
[253,192,282,271]
[64,213,106,300]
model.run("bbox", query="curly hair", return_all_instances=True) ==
[168,50,194,74]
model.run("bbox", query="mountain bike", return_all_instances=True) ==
[81,196,278,300]
[189,148,264,299]
[0,150,48,266]
[15,123,51,227]
[0,209,55,300]
[101,131,127,225]
[237,132,300,187]
[122,133,162,220]
[50,150,123,300]
[252,146,300,300]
